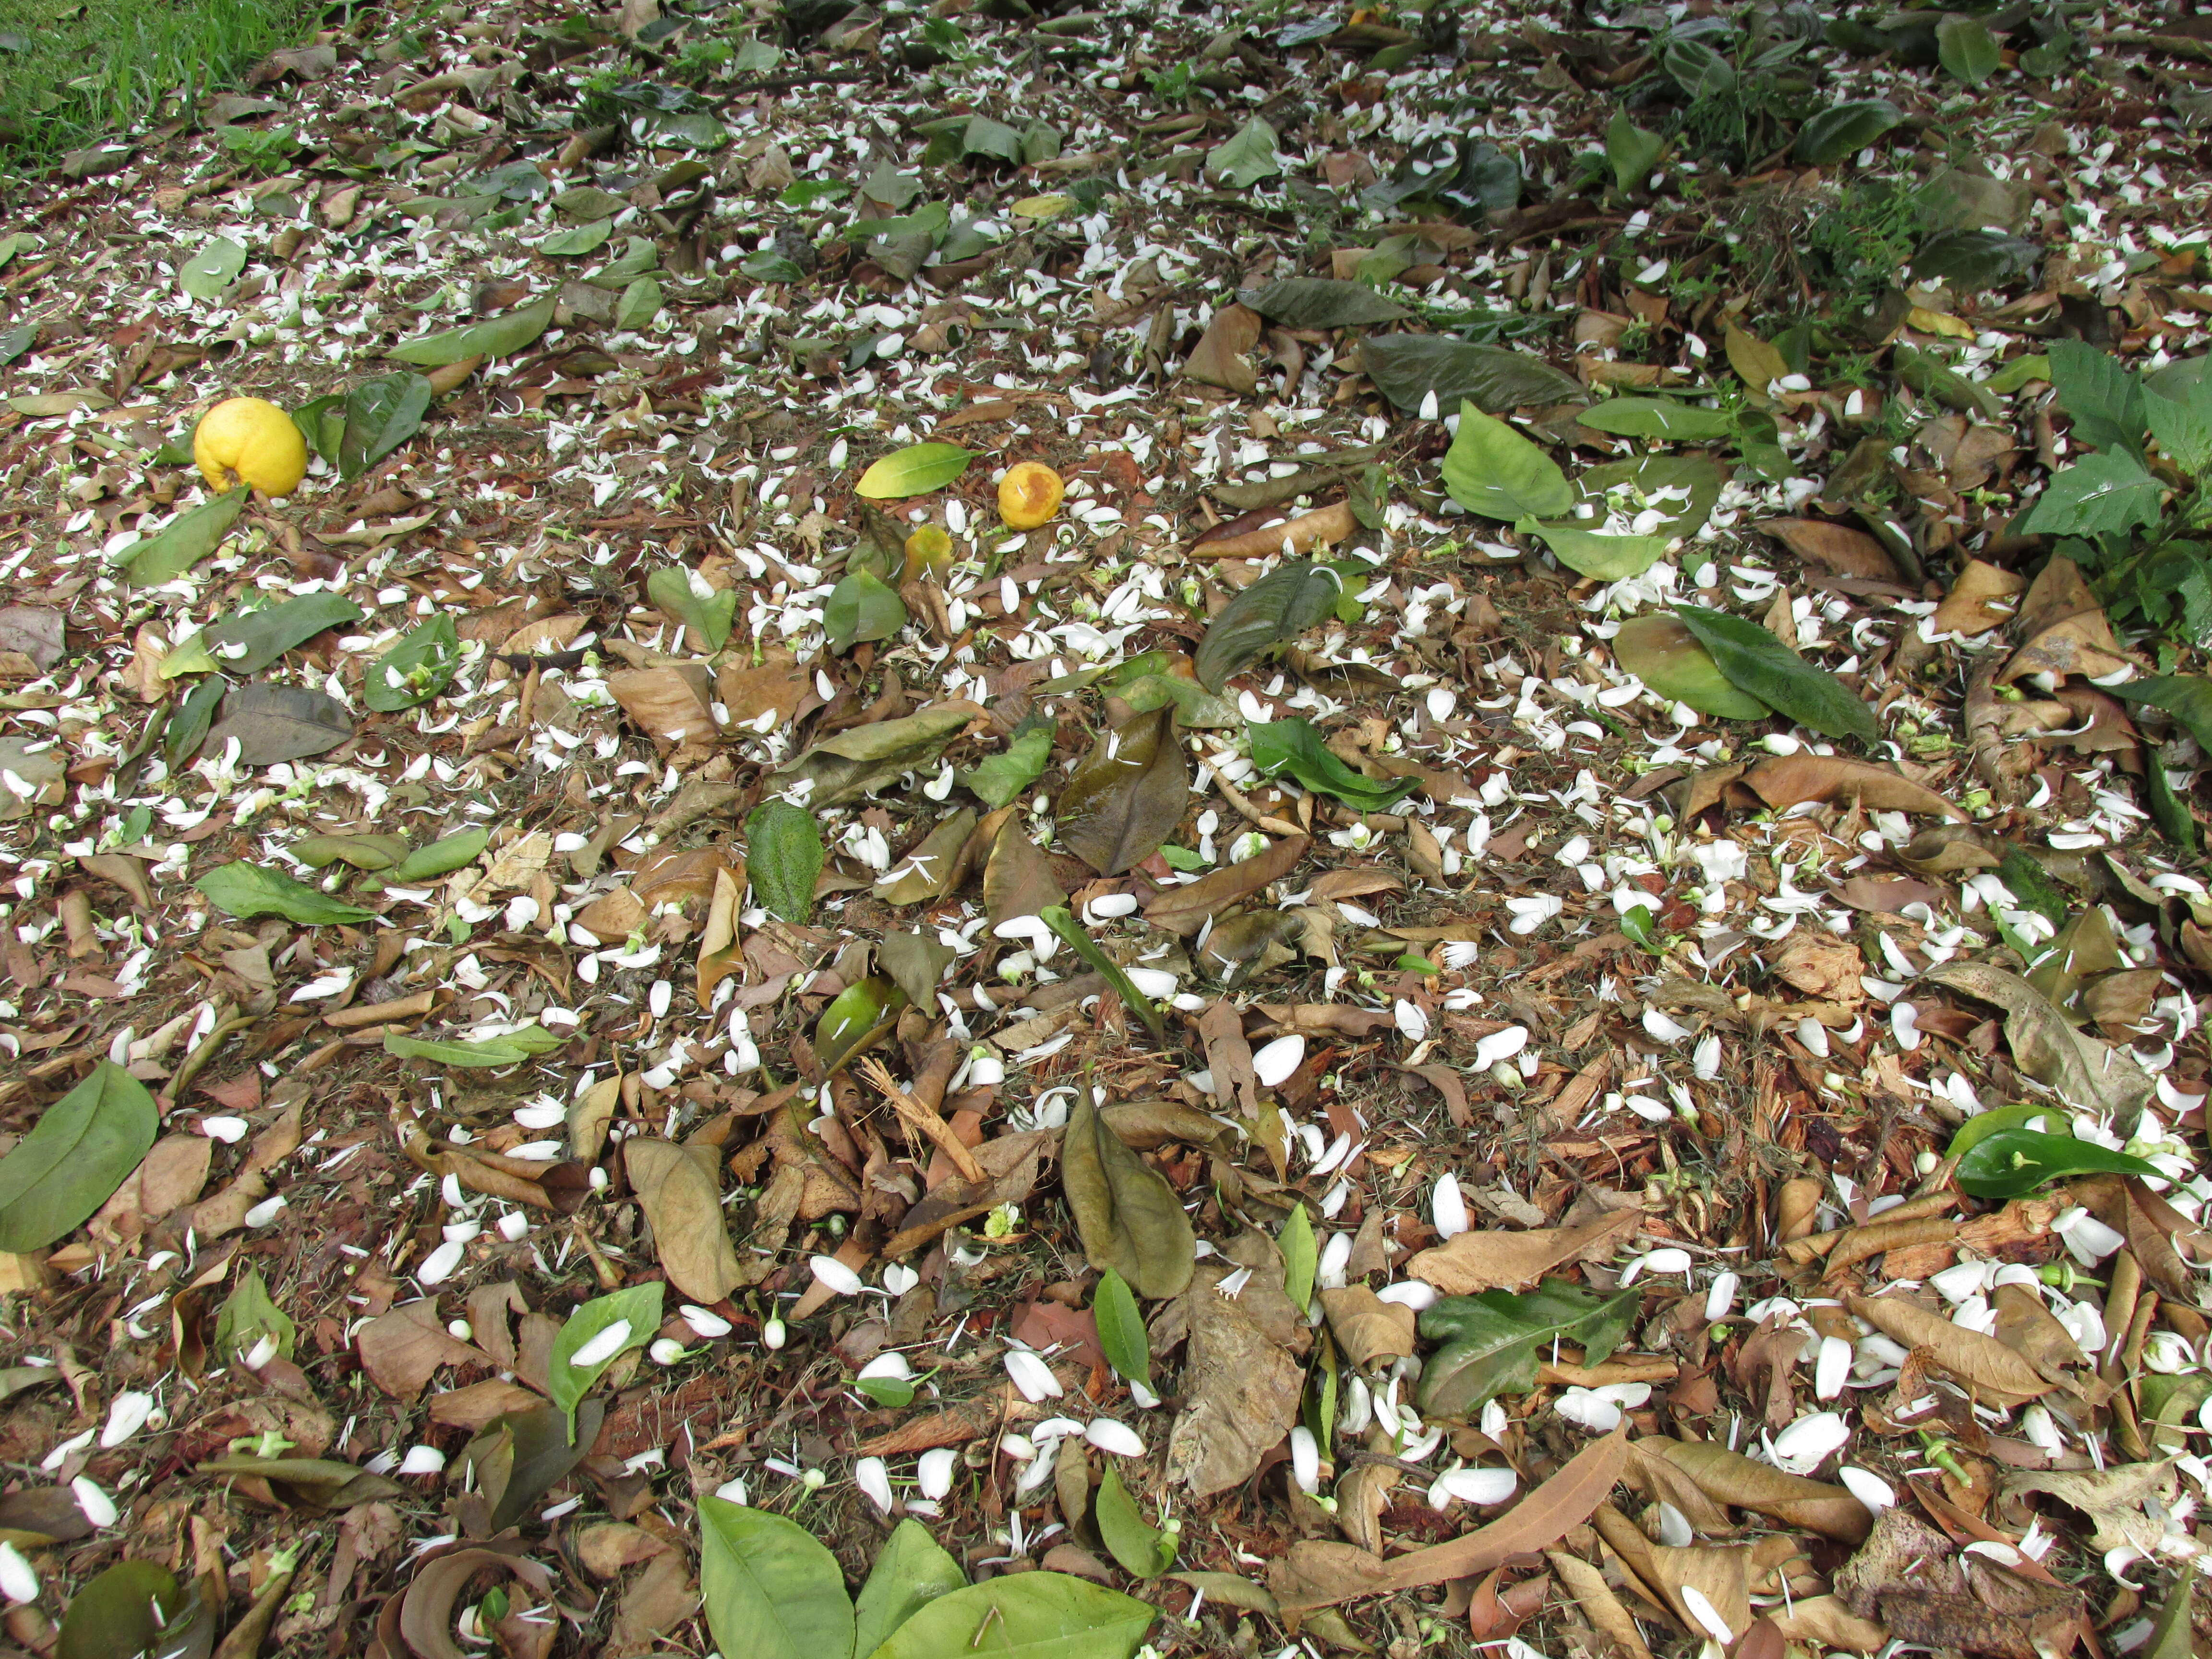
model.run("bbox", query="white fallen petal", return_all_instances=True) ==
[1432,1172,1469,1240]
[1289,1426,1321,1493]
[418,1239,466,1286]
[1681,1585,1733,1644]
[681,1305,733,1338]
[397,1446,447,1476]
[1376,1281,1439,1310]
[1704,1272,1739,1322]
[1085,1419,1145,1457]
[1768,1410,1851,1473]
[1005,1350,1063,1402]
[881,1263,920,1297]
[854,1456,894,1515]
[1431,1465,1517,1506]
[1553,1389,1623,1432]
[70,1478,116,1529]
[809,1255,865,1296]
[568,1320,633,1370]
[0,1542,36,1604]
[1394,999,1430,1041]
[100,1392,153,1448]
[1471,1026,1528,1070]
[858,1353,914,1382]
[1815,1335,1853,1400]
[199,1116,249,1143]
[917,1447,959,1500]
[1252,1035,1304,1087]
[1838,1466,1894,1512]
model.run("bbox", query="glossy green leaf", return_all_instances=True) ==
[56,1559,186,1659]
[854,1520,967,1658]
[1441,402,1574,521]
[1954,1129,2167,1199]
[1613,614,1771,719]
[383,1025,565,1068]
[1064,1092,1195,1300]
[824,569,908,652]
[1206,116,1280,188]
[1936,14,2000,85]
[1532,521,1672,580]
[1672,604,1879,743]
[195,862,376,925]
[1606,108,1664,193]
[1193,559,1345,691]
[292,833,409,872]
[363,614,462,712]
[166,676,227,768]
[1040,905,1167,1044]
[1239,278,1410,328]
[1577,397,1734,442]
[2048,339,2144,457]
[2143,1561,2197,1659]
[700,1497,856,1659]
[962,713,1056,809]
[963,114,1024,160]
[2022,453,2163,537]
[616,274,663,330]
[1943,1103,2068,1162]
[213,1265,296,1364]
[1361,336,1586,414]
[2145,388,2212,475]
[391,826,489,883]
[168,592,365,681]
[1279,1202,1317,1309]
[0,1061,158,1253]
[1419,1281,1641,1417]
[390,295,555,365]
[1092,1266,1150,1383]
[1094,1465,1176,1577]
[179,235,247,300]
[1793,99,1905,166]
[855,442,975,500]
[647,566,738,651]
[864,1573,1154,1659]
[548,1284,662,1440]
[541,219,613,256]
[2110,675,2212,754]
[746,800,824,924]
[339,371,433,481]
[1248,719,1419,812]
[117,488,249,585]
[2146,754,2198,851]
[815,975,907,1075]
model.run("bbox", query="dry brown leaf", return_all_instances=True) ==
[1767,1596,1888,1653]
[2003,1460,2185,1562]
[1184,301,1262,394]
[358,1301,488,1401]
[1933,559,2027,637]
[191,1094,304,1238]
[625,1139,744,1304]
[577,1522,672,1580]
[1190,501,1357,560]
[1998,556,2135,684]
[1335,1461,1397,1555]
[695,867,743,1005]
[1738,754,1965,820]
[400,1546,557,1659]
[1639,1438,1873,1544]
[138,1134,214,1215]
[981,814,1066,926]
[1546,1550,1656,1659]
[1405,1212,1640,1295]
[1144,834,1310,936]
[427,1379,543,1431]
[1759,517,1897,580]
[1165,1233,1309,1497]
[606,665,717,752]
[1318,1286,1417,1368]
[716,647,810,725]
[1990,1282,2095,1392]
[1198,999,1261,1118]
[1845,1291,2056,1407]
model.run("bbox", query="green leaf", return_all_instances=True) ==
[1094,1465,1176,1578]
[172,592,366,679]
[1936,14,2000,85]
[179,235,247,301]
[1040,905,1167,1044]
[1892,343,2001,420]
[1914,229,2042,291]
[2022,453,2163,537]
[1064,1092,1196,1300]
[855,443,975,500]
[291,393,345,463]
[166,677,227,767]
[825,569,908,652]
[1954,1128,2168,1200]
[815,975,906,1075]
[1605,108,1664,194]
[56,1559,187,1659]
[1613,614,1771,719]
[383,1025,565,1069]
[541,219,613,257]
[879,927,957,1009]
[1279,1203,1316,1309]
[854,1520,967,1658]
[0,1061,158,1253]
[1194,560,1345,691]
[390,295,555,365]
[1249,719,1419,812]
[293,833,410,872]
[700,1497,856,1659]
[2146,388,2212,474]
[1440,402,1574,521]
[1659,36,1736,96]
[782,179,850,210]
[117,489,249,585]
[963,114,1025,161]
[746,800,824,924]
[647,566,738,651]
[1239,278,1411,329]
[1576,397,1735,442]
[1419,1281,1642,1416]
[1361,336,1587,415]
[2111,675,2212,755]
[963,713,1056,809]
[339,371,433,481]
[2146,754,2198,852]
[1672,604,1880,743]
[2047,339,2145,458]
[1532,522,1672,580]
[616,275,663,330]
[1986,354,2052,395]
[1576,453,1728,542]
[1092,1266,1150,1383]
[1793,98,1905,166]
[363,613,461,712]
[391,826,488,884]
[1206,117,1280,188]
[2143,1561,2197,1659]
[548,1284,662,1440]
[772,707,974,807]
[195,862,375,925]
[1055,707,1188,876]
[864,1573,1155,1659]
[213,1264,296,1364]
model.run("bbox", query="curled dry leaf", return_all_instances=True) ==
[1405,1212,1640,1295]
[1758,517,1897,580]
[1925,962,2155,1126]
[1680,755,1966,821]
[624,1139,745,1304]
[1189,500,1357,561]
[1183,301,1262,394]
[1318,1286,1417,1368]
[1164,1232,1308,1497]
[1639,1437,1873,1544]
[1143,833,1309,937]
[1932,559,2028,636]
[1056,706,1189,876]
[1844,1291,2056,1407]
[1063,1093,1195,1300]
[399,1545,558,1659]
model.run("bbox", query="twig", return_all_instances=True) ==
[1212,771,1303,837]
[857,1056,987,1185]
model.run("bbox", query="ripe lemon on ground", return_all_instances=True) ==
[193,397,308,497]
[998,461,1064,529]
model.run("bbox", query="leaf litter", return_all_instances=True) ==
[2,0,2212,1656]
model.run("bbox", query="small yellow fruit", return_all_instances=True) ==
[193,397,308,497]
[998,461,1064,530]
[902,524,955,582]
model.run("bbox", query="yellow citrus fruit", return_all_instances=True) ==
[193,397,308,497]
[998,461,1064,529]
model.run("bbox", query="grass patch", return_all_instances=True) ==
[0,0,316,165]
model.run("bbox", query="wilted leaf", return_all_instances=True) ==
[1846,1289,2056,1406]
[1240,278,1410,328]
[815,975,906,1074]
[1614,614,1771,719]
[625,1140,744,1303]
[824,568,908,651]
[1758,518,1898,581]
[1064,1091,1195,1299]
[1166,1233,1309,1496]
[213,1264,296,1365]
[1144,834,1309,936]
[1361,335,1587,413]
[1194,561,1345,690]
[1924,961,2156,1125]
[195,862,375,925]
[1184,302,1262,394]
[983,815,1067,926]
[1057,707,1188,875]
[1641,1439,1872,1543]
[962,713,1055,809]
[772,706,973,806]
[1206,116,1279,188]
[1406,1213,1640,1295]
[339,371,433,481]
[179,235,247,300]
[384,1026,565,1068]
[55,1560,188,1659]
[204,682,356,764]
[0,1062,158,1253]
[877,809,975,904]
[1673,605,1879,743]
